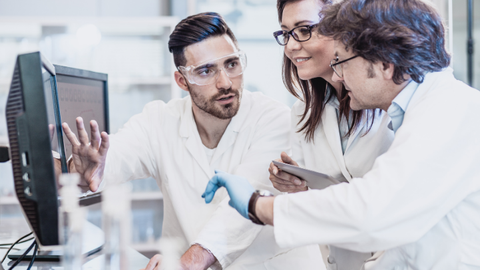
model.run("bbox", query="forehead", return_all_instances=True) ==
[183,35,238,66]
[281,0,324,28]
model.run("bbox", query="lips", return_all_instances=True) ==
[294,57,311,63]
[217,94,235,101]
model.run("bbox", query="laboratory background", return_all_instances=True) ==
[0,0,478,259]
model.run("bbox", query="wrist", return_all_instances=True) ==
[180,244,216,270]
[255,196,275,226]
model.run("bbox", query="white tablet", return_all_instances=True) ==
[272,160,343,190]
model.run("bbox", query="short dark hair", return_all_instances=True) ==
[168,12,238,68]
[318,0,451,84]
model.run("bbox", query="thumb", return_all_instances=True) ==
[202,175,221,203]
[280,152,294,164]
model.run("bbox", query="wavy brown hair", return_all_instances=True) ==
[277,0,375,142]
[317,0,450,84]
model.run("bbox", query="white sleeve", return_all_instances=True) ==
[194,105,291,269]
[274,93,480,252]
[103,102,162,186]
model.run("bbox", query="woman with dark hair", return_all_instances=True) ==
[268,0,394,269]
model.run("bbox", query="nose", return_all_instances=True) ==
[216,69,233,89]
[285,37,301,52]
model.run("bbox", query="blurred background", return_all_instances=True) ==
[0,0,477,258]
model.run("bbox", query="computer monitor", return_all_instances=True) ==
[6,52,66,249]
[5,52,108,260]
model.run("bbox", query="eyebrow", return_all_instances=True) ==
[194,62,217,71]
[281,20,316,29]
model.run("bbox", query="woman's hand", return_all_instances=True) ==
[268,152,307,193]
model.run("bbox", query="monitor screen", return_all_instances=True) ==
[55,71,109,159]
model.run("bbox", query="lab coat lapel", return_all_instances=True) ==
[179,98,214,182]
[322,104,352,181]
[345,114,366,152]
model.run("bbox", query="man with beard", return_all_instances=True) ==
[62,12,323,270]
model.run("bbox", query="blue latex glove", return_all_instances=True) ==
[202,170,255,219]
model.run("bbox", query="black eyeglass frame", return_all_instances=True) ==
[273,24,317,46]
[329,55,361,78]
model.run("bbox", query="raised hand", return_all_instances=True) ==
[268,151,307,193]
[62,117,109,192]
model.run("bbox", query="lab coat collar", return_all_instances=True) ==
[407,68,454,111]
[325,86,365,156]
[322,102,353,181]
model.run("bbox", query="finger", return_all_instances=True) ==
[90,120,101,150]
[98,132,110,157]
[280,152,293,164]
[76,117,90,145]
[49,124,55,140]
[144,254,161,270]
[62,123,80,146]
[202,178,220,203]
[268,162,279,176]
[271,175,303,186]
[273,170,303,185]
[88,178,100,193]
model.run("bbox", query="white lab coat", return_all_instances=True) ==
[274,69,480,269]
[291,97,394,270]
[103,90,324,270]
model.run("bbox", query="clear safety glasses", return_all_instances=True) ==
[178,51,247,86]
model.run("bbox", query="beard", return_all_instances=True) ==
[189,85,242,120]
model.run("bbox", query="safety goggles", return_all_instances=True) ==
[178,51,247,86]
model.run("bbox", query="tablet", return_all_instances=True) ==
[272,160,343,190]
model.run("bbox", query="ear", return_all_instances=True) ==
[381,62,395,80]
[174,71,190,92]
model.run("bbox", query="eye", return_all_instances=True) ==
[226,60,239,69]
[298,27,311,35]
[197,68,213,76]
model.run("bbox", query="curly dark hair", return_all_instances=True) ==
[318,0,451,84]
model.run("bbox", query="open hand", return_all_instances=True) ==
[62,117,109,192]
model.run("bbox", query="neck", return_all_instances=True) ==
[192,105,231,149]
[379,79,411,111]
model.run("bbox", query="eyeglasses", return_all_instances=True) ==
[178,51,247,86]
[273,24,317,46]
[329,55,361,78]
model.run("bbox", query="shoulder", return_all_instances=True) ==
[141,96,189,118]
[242,90,290,117]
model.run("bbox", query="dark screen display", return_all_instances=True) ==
[56,75,105,159]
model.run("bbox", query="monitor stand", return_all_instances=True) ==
[8,221,104,261]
